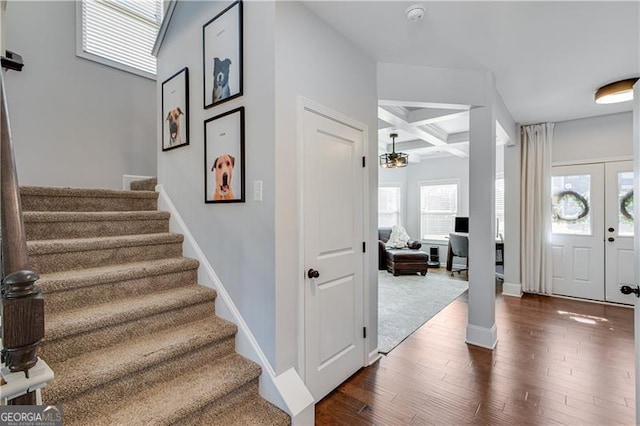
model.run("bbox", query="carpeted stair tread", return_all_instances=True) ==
[20,186,158,212]
[28,232,183,254]
[45,285,215,342]
[24,211,170,240]
[44,316,237,403]
[90,353,262,426]
[20,186,158,199]
[201,394,291,426]
[130,177,157,191]
[38,257,199,294]
[23,210,170,222]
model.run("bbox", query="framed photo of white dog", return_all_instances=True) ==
[161,67,189,151]
[202,0,243,109]
[204,107,245,203]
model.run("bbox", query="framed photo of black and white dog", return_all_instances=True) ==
[202,0,243,109]
[162,67,189,151]
[204,107,245,203]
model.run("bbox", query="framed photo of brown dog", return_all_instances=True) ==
[202,0,243,109]
[162,67,189,151]
[204,107,245,203]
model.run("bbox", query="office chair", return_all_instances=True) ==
[448,233,469,276]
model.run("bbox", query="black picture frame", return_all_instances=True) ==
[161,67,189,151]
[202,0,243,109]
[204,107,245,203]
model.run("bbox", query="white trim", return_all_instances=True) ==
[0,358,54,403]
[156,185,314,422]
[502,282,522,298]
[75,1,157,81]
[152,0,177,57]
[466,324,498,349]
[122,174,154,191]
[552,156,633,167]
[549,293,633,308]
[368,349,382,366]
[296,96,370,384]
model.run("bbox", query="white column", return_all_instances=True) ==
[502,130,522,297]
[466,72,497,349]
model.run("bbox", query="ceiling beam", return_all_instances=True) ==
[407,109,469,127]
[446,131,470,144]
[377,107,468,158]
[379,100,470,111]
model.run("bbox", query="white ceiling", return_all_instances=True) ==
[304,1,639,125]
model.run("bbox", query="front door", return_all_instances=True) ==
[551,163,605,300]
[551,161,635,303]
[302,105,365,401]
[605,161,635,304]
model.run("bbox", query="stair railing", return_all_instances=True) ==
[0,69,51,405]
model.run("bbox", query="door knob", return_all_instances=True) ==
[607,237,615,242]
[307,269,320,279]
[608,227,615,233]
[620,284,640,297]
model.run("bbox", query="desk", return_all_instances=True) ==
[445,235,504,271]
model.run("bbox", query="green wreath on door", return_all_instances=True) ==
[552,190,589,223]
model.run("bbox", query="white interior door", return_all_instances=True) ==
[551,164,605,300]
[605,161,635,304]
[302,106,364,401]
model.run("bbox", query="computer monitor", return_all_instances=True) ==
[454,217,469,233]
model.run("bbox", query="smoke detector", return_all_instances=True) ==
[405,4,426,22]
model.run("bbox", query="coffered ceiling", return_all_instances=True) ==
[305,1,639,126]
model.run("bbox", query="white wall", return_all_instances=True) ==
[5,1,156,189]
[156,1,278,364]
[274,2,378,372]
[553,112,633,163]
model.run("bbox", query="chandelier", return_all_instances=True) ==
[379,133,408,168]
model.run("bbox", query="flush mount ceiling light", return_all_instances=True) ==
[405,4,426,22]
[379,133,408,168]
[595,78,639,104]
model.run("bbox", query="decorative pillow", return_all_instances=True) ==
[386,225,410,248]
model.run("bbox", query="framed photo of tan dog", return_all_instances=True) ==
[204,107,245,203]
[162,67,189,151]
[203,0,243,109]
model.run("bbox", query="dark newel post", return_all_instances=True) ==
[1,71,45,405]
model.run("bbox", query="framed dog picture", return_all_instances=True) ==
[204,107,245,203]
[202,0,243,109]
[162,67,189,151]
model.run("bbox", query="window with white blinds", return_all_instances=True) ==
[378,186,402,228]
[77,0,163,79]
[495,177,505,238]
[420,182,459,240]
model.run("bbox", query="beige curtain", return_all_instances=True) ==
[520,123,554,294]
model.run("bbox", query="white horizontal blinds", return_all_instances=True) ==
[378,187,401,228]
[81,0,162,75]
[420,183,458,239]
[495,178,505,237]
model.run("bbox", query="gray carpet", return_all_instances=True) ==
[378,270,468,354]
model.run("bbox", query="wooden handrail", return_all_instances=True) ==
[1,70,45,405]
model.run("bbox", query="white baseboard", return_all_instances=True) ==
[502,282,522,298]
[156,185,314,423]
[368,348,382,366]
[122,174,154,190]
[466,324,498,350]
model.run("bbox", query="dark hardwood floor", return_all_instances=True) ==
[316,269,635,425]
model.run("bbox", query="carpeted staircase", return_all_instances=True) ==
[20,185,289,425]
